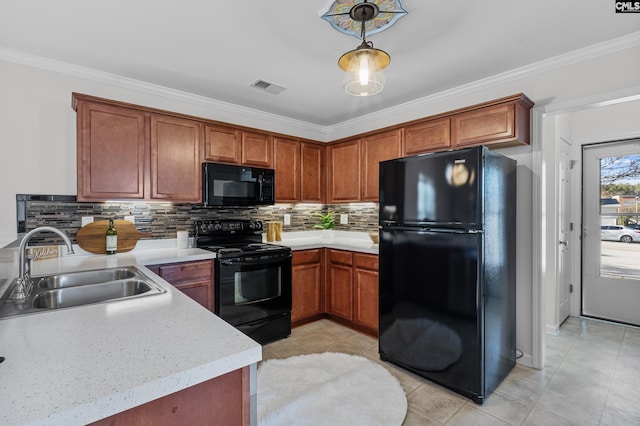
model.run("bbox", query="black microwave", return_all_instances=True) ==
[202,162,275,206]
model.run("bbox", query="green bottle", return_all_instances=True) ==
[106,218,118,255]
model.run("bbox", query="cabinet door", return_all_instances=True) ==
[150,115,203,202]
[300,143,324,203]
[292,262,323,323]
[173,280,212,311]
[274,137,300,203]
[451,103,516,148]
[77,102,146,201]
[242,131,273,167]
[292,250,324,323]
[204,124,241,164]
[327,250,353,321]
[328,139,361,203]
[404,118,451,156]
[354,268,378,333]
[361,129,403,202]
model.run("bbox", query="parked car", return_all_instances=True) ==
[600,225,640,243]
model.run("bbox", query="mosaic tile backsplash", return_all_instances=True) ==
[20,199,379,245]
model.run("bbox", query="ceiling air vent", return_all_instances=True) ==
[251,79,286,95]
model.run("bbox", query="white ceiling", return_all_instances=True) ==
[1,1,639,127]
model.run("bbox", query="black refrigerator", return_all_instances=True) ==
[378,146,516,404]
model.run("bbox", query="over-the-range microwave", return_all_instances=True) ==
[202,162,275,207]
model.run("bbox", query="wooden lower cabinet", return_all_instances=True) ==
[353,253,379,334]
[324,249,379,335]
[147,259,214,311]
[327,250,354,322]
[90,366,250,426]
[291,249,324,324]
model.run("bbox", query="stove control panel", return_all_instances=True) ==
[195,219,263,235]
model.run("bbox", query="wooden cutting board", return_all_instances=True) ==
[76,220,151,254]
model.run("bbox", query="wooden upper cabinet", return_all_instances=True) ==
[76,101,146,201]
[150,115,202,202]
[403,118,451,156]
[300,143,324,203]
[451,93,534,149]
[242,131,273,167]
[361,129,403,201]
[328,139,361,203]
[274,137,300,203]
[204,124,241,164]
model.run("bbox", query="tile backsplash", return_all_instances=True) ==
[19,197,379,245]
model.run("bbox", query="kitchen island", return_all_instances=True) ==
[0,243,261,425]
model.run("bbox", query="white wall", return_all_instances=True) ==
[1,41,639,366]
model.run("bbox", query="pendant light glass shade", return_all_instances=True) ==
[338,42,390,96]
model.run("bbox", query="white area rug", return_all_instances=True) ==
[257,352,407,426]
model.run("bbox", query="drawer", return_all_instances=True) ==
[355,253,378,271]
[329,249,353,266]
[153,260,213,284]
[292,249,321,265]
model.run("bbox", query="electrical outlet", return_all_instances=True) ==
[81,216,94,227]
[125,215,135,224]
[340,214,348,224]
[284,213,291,226]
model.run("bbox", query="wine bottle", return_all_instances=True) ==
[106,218,118,255]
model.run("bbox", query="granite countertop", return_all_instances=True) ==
[0,240,261,425]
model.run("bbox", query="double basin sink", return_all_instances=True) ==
[0,266,166,319]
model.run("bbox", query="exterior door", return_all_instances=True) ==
[557,139,572,324]
[582,139,640,326]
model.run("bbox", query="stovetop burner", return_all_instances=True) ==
[194,219,291,258]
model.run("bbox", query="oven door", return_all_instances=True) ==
[216,252,292,326]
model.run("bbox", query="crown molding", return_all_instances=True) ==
[0,47,326,140]
[325,31,640,138]
[1,31,639,142]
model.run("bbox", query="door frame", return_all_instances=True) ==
[533,87,640,369]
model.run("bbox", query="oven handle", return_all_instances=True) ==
[219,252,292,266]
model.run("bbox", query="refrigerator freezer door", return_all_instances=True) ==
[378,228,484,401]
[379,147,482,228]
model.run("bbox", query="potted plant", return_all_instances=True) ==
[314,212,335,229]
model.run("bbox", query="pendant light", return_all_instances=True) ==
[336,1,391,96]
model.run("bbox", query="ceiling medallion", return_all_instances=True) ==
[321,0,408,39]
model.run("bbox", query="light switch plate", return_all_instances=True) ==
[340,214,348,224]
[81,216,94,227]
[284,214,291,226]
[125,215,135,224]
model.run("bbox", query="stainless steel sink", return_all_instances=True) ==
[32,279,154,309]
[37,268,136,289]
[0,266,166,319]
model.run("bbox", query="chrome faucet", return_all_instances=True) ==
[15,226,75,300]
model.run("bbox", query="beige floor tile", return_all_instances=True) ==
[534,388,604,426]
[402,408,444,425]
[477,391,532,425]
[446,403,512,426]
[406,382,467,424]
[523,406,582,426]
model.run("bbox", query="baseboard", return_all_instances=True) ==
[545,324,560,336]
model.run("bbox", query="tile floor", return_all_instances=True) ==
[262,317,640,425]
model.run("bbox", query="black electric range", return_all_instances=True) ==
[194,219,292,344]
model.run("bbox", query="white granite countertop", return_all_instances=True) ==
[0,239,262,425]
[273,230,379,255]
